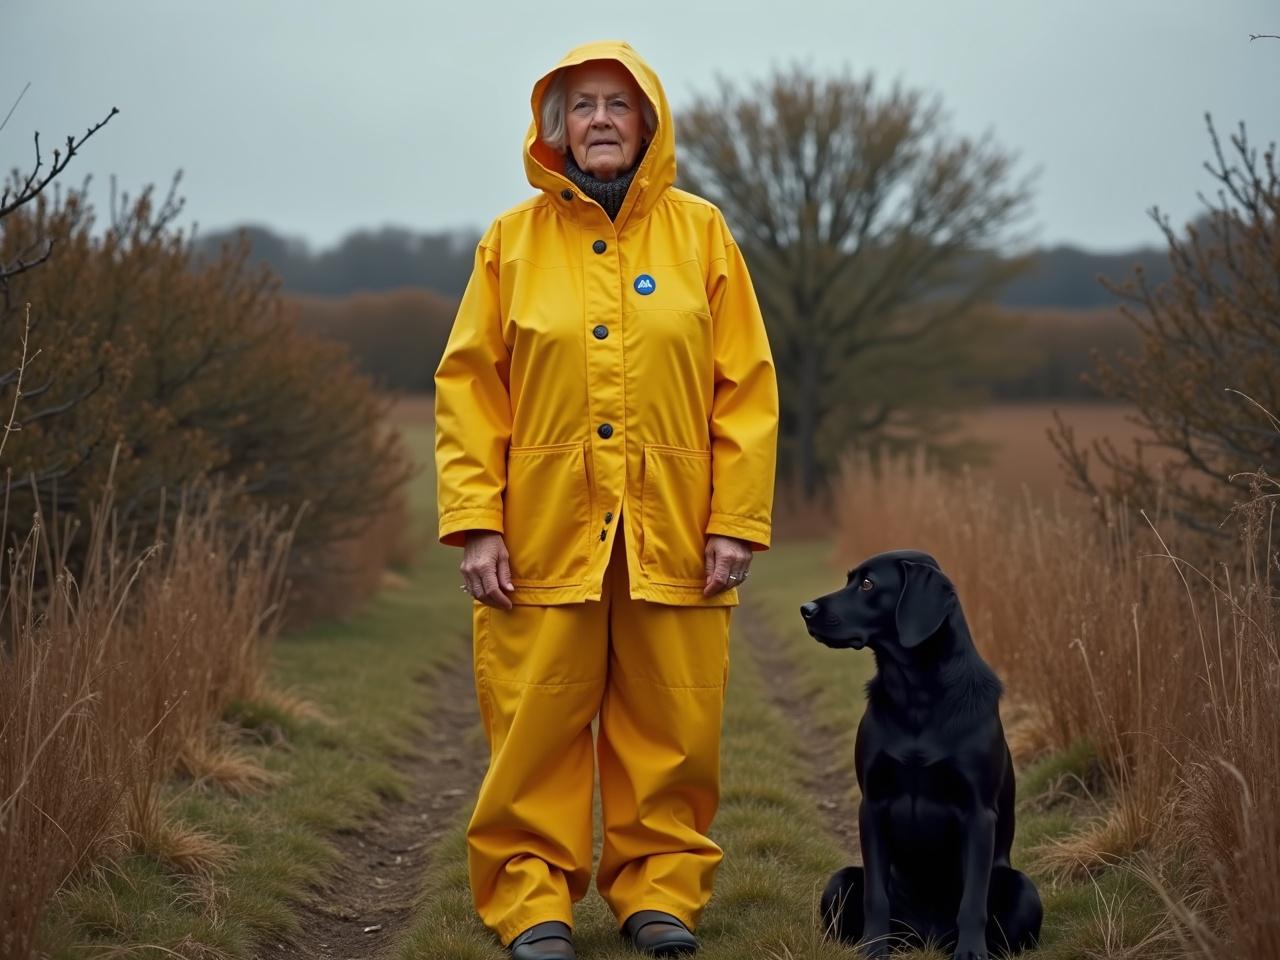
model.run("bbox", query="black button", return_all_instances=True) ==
[599,529,607,541]
[593,325,608,340]
[560,189,573,201]
[597,423,613,439]
[592,239,607,254]
[604,512,613,523]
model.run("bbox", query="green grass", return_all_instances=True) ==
[38,423,468,959]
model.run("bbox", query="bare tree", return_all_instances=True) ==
[1,103,118,317]
[1051,116,1279,542]
[1,100,118,448]
[678,66,1035,497]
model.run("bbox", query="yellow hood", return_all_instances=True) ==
[525,40,676,226]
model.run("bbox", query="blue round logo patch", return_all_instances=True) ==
[633,274,656,295]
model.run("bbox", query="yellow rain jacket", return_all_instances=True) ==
[435,39,778,606]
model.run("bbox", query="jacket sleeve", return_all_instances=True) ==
[434,232,511,547]
[705,216,779,551]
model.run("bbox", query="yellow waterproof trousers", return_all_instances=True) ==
[466,512,731,945]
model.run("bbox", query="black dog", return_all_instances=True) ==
[800,549,1041,960]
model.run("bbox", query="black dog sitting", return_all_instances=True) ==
[800,549,1042,960]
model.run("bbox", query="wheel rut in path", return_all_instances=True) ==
[258,647,485,960]
[736,603,861,857]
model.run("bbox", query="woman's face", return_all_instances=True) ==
[563,60,647,182]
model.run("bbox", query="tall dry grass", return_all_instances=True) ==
[0,475,294,960]
[829,448,1278,957]
[283,421,420,624]
[1158,473,1280,958]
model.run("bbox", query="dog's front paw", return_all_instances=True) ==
[859,931,893,960]
[951,927,991,960]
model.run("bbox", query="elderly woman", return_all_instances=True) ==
[434,40,778,960]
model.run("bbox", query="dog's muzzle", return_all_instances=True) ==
[801,601,868,650]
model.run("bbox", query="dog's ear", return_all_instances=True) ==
[894,560,956,649]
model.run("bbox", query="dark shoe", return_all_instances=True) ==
[509,920,575,960]
[621,910,699,956]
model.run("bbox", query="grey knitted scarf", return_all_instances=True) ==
[563,144,648,221]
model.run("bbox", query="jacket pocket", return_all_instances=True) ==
[641,443,712,586]
[503,440,591,586]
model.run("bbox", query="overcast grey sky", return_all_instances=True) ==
[4,1,1277,253]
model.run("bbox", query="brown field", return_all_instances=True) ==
[389,392,435,427]
[392,395,1154,508]
[953,401,1151,504]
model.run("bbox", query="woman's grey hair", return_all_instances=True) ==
[539,70,657,152]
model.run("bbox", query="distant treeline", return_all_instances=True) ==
[194,225,480,298]
[287,287,457,394]
[282,285,1141,403]
[195,224,1173,309]
[197,224,1156,402]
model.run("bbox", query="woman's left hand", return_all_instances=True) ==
[703,534,753,597]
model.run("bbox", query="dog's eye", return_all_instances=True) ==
[860,578,874,592]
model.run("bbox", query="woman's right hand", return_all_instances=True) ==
[461,531,516,609]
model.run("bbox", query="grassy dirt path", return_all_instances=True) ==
[258,655,486,960]
[735,600,861,858]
